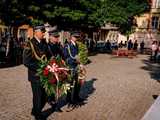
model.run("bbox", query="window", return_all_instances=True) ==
[153,0,156,8]
[156,0,160,8]
[152,16,159,29]
[152,0,160,8]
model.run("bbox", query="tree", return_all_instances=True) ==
[100,0,149,33]
[0,0,149,33]
[0,0,30,26]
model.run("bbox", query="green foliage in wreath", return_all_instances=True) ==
[77,41,89,65]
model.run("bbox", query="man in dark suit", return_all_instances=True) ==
[23,25,48,120]
[63,32,84,104]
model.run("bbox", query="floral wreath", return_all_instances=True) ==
[37,56,71,100]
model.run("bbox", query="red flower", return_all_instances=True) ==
[49,59,56,65]
[61,60,65,65]
[43,67,49,76]
[49,79,57,84]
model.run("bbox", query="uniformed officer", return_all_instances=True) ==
[47,30,64,59]
[47,30,64,111]
[23,25,48,120]
[63,32,84,104]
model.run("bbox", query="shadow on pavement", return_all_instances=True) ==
[141,57,160,100]
[65,78,97,112]
[141,58,160,81]
[41,78,97,117]
[88,51,98,56]
[81,78,97,98]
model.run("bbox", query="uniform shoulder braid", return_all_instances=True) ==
[27,40,47,62]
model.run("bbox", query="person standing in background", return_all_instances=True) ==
[151,41,158,62]
[140,40,145,54]
[133,40,138,51]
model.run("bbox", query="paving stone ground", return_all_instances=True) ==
[0,54,160,120]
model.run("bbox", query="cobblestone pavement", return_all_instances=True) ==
[0,54,160,120]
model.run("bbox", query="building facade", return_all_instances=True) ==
[133,0,160,47]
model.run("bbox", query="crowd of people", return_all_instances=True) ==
[0,30,148,67]
[100,39,145,54]
[0,35,24,66]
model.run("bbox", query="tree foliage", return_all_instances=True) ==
[0,0,149,32]
[98,0,149,33]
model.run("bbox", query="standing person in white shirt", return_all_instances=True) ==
[156,41,160,63]
[151,41,158,62]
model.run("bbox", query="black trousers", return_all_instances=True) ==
[67,69,81,102]
[0,52,6,63]
[31,81,47,117]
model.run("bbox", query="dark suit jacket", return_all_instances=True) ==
[47,42,64,59]
[23,37,48,83]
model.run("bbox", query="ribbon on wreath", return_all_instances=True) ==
[47,63,69,100]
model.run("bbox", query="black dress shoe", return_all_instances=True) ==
[31,110,37,116]
[34,117,46,120]
[31,111,47,120]
[34,115,47,120]
[48,96,56,105]
[48,101,56,107]
[55,107,63,112]
[76,97,85,102]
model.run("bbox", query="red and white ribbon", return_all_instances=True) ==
[47,63,69,100]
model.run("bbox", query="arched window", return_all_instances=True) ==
[151,16,159,29]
